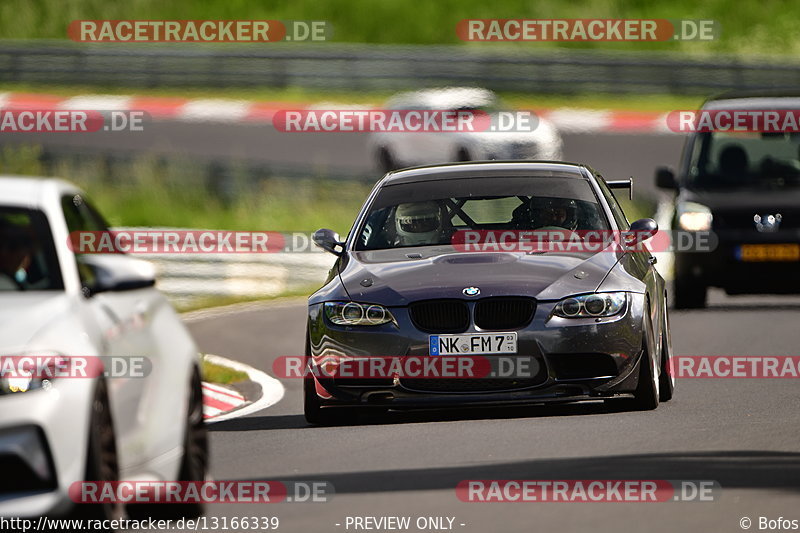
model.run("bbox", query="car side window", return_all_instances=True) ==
[61,194,109,233]
[61,194,109,288]
[595,176,630,230]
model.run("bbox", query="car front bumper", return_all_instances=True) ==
[0,379,93,518]
[675,230,800,293]
[307,295,648,408]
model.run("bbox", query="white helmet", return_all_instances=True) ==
[395,202,443,246]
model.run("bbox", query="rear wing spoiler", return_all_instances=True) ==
[606,178,633,201]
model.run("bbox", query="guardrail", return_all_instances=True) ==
[1,41,798,94]
[148,252,334,308]
[121,228,336,307]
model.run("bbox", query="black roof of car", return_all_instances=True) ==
[703,91,800,110]
[380,160,592,186]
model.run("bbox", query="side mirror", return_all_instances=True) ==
[624,218,659,247]
[655,166,677,190]
[312,228,344,256]
[77,254,156,296]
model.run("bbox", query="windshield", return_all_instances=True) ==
[0,207,63,291]
[688,131,800,189]
[355,176,609,250]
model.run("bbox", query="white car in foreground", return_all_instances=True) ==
[0,177,206,520]
[368,87,563,172]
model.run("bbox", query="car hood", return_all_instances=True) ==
[0,292,73,352]
[339,247,623,306]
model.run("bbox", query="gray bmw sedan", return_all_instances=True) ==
[305,161,674,424]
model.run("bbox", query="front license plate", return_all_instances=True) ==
[429,333,517,355]
[737,244,800,262]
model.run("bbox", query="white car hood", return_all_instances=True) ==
[0,292,73,351]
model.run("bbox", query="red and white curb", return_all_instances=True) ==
[202,381,246,419]
[201,353,285,423]
[537,108,672,134]
[0,91,673,133]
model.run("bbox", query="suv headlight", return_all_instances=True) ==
[324,302,395,326]
[677,202,712,231]
[553,293,627,318]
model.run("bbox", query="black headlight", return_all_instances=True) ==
[324,302,396,326]
[553,293,627,318]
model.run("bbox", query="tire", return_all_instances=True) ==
[674,276,706,309]
[128,368,208,519]
[303,373,326,424]
[304,373,360,426]
[377,147,397,173]
[658,299,675,402]
[72,379,123,522]
[630,312,660,411]
[303,335,360,425]
[456,147,472,162]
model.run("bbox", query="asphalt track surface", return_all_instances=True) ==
[24,123,798,531]
[188,290,800,533]
[170,128,794,532]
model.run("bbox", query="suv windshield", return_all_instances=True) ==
[355,176,609,250]
[688,130,800,189]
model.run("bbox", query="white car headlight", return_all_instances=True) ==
[553,293,627,318]
[324,302,395,326]
[677,202,713,231]
[0,353,65,394]
[0,375,51,394]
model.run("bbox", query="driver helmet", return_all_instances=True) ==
[395,201,443,245]
[530,196,578,230]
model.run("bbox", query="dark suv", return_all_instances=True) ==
[657,93,800,308]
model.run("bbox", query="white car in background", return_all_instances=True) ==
[0,177,206,520]
[368,87,563,172]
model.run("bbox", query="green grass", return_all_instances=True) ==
[0,138,656,238]
[175,287,317,313]
[82,173,371,234]
[0,82,706,112]
[0,83,384,105]
[0,145,371,235]
[201,355,249,385]
[1,0,799,57]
